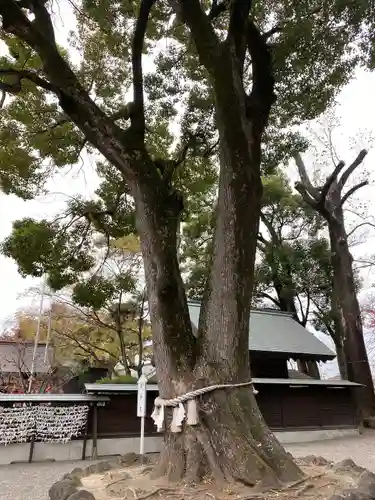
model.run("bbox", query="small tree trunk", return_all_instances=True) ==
[297,360,309,376]
[307,361,320,379]
[115,315,131,376]
[136,292,146,378]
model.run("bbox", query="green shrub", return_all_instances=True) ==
[98,374,158,384]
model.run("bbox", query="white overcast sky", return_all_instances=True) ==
[1,7,375,376]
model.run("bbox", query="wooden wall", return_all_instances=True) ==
[88,384,359,438]
[256,385,358,429]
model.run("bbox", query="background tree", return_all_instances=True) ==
[295,148,375,416]
[3,231,152,377]
[1,0,374,487]
[9,300,152,376]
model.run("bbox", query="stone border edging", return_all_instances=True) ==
[49,454,375,500]
[49,452,148,500]
[298,456,375,500]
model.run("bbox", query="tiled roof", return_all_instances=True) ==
[188,301,335,360]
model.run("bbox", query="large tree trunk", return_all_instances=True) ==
[133,32,302,483]
[153,386,300,485]
[295,152,375,418]
[328,208,375,416]
[134,184,301,486]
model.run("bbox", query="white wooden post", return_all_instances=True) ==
[137,374,147,460]
[137,366,156,462]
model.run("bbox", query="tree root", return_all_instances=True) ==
[106,477,130,489]
[124,487,138,499]
[281,472,325,491]
[122,487,178,500]
[295,483,314,497]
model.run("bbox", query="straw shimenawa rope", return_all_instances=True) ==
[151,380,258,433]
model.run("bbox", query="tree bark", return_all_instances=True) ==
[333,335,348,380]
[331,287,348,380]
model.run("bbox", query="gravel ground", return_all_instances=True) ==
[0,460,94,500]
[2,431,375,500]
[287,429,375,471]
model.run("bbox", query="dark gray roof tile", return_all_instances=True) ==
[188,301,335,360]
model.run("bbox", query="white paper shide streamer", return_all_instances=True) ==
[36,405,89,443]
[0,404,89,445]
[0,406,35,445]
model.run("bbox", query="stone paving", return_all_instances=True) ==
[2,431,375,500]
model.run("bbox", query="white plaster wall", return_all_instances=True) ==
[0,436,163,465]
[275,428,359,444]
[0,428,359,465]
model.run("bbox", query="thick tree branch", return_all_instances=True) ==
[258,292,281,308]
[296,293,307,326]
[227,0,252,74]
[305,291,311,326]
[169,0,219,73]
[294,152,320,200]
[294,182,319,208]
[0,90,6,108]
[208,0,230,20]
[110,104,134,122]
[262,25,283,40]
[340,180,368,208]
[0,68,59,94]
[0,0,165,188]
[338,149,368,190]
[257,231,270,247]
[260,212,279,244]
[246,20,276,135]
[320,160,345,200]
[36,105,136,135]
[132,0,156,136]
[28,0,56,46]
